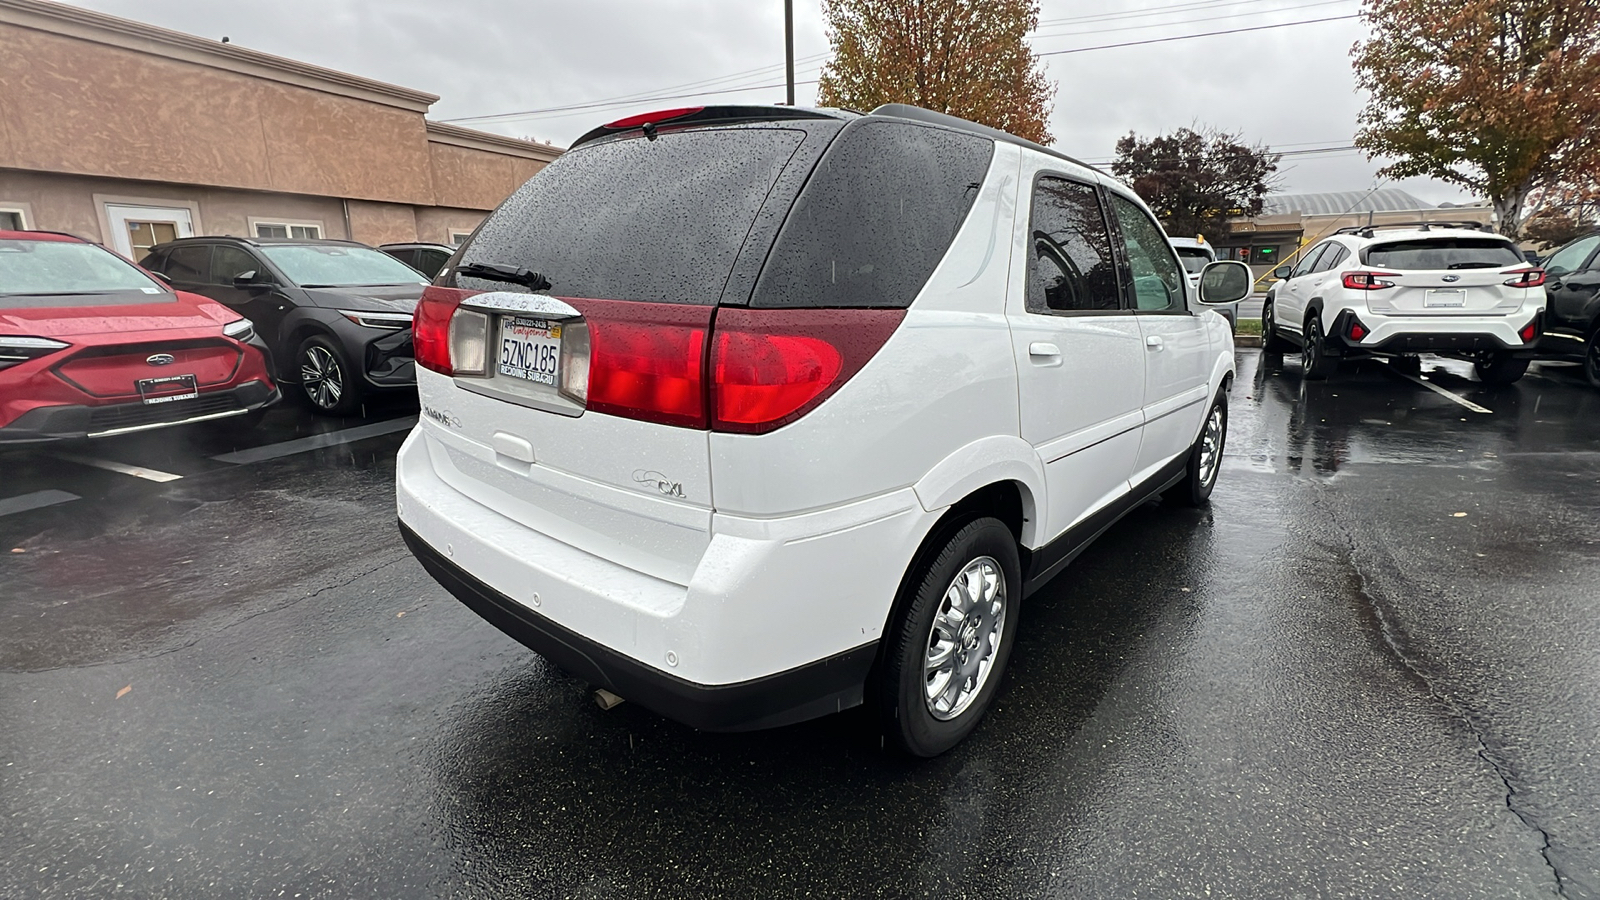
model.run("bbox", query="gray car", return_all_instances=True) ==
[143,236,429,415]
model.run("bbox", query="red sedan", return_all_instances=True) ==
[1,230,278,442]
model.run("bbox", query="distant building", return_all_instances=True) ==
[1212,189,1493,282]
[0,0,561,261]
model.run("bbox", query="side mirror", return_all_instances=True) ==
[147,271,173,287]
[232,270,270,290]
[1272,265,1293,280]
[1198,260,1252,306]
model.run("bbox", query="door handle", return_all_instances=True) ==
[1146,335,1165,350]
[1028,342,1061,357]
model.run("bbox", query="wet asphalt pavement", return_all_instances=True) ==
[3,353,1599,899]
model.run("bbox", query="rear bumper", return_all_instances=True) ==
[1326,308,1541,356]
[400,521,877,732]
[0,379,278,444]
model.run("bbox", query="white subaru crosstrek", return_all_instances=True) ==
[1261,223,1546,382]
[396,104,1249,756]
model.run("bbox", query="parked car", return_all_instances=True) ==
[1535,232,1600,386]
[379,242,457,279]
[395,103,1248,756]
[0,229,277,442]
[1260,223,1545,382]
[1170,236,1237,329]
[143,236,429,415]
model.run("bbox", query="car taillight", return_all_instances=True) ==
[1520,319,1539,342]
[605,107,705,129]
[576,300,711,429]
[1348,319,1368,341]
[1504,267,1546,288]
[414,287,466,376]
[1342,271,1398,290]
[710,307,905,434]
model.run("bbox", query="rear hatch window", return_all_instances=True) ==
[454,126,812,305]
[1363,238,1522,270]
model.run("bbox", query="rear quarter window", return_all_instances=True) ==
[1364,238,1522,270]
[455,126,808,305]
[750,120,994,309]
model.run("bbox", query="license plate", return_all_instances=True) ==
[136,374,198,405]
[497,316,562,387]
[1425,289,1466,308]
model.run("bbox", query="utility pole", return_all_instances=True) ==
[784,0,795,106]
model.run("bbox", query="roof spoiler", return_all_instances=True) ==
[571,105,843,149]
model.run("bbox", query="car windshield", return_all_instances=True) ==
[0,238,165,296]
[259,244,429,288]
[1364,238,1523,270]
[1173,247,1212,274]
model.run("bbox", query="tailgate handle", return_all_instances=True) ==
[491,432,535,465]
[1028,342,1061,357]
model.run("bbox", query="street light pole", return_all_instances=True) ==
[784,0,795,106]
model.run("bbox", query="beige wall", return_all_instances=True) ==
[344,199,420,245]
[414,206,486,245]
[428,141,544,212]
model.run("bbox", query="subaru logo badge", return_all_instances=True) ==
[146,353,176,366]
[1442,274,1461,283]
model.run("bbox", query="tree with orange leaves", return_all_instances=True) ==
[1353,0,1600,237]
[818,0,1056,145]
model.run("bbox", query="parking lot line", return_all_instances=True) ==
[211,416,418,465]
[1383,363,1493,414]
[55,453,183,483]
[0,489,80,518]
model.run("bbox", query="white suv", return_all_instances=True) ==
[1261,223,1546,382]
[396,104,1248,756]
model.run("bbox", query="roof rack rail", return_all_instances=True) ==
[868,104,1101,173]
[1333,220,1494,238]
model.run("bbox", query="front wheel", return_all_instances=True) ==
[877,517,1021,758]
[1167,393,1227,507]
[1474,351,1529,385]
[1261,299,1292,353]
[1301,316,1337,380]
[297,335,362,416]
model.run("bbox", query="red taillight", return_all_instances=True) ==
[1349,321,1368,341]
[1520,320,1538,342]
[576,300,711,428]
[414,286,466,375]
[1504,267,1546,288]
[1342,271,1398,291]
[605,107,705,129]
[709,307,905,434]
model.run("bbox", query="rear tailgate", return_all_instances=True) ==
[412,120,840,585]
[1360,235,1535,315]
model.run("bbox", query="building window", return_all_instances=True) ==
[0,207,29,230]
[449,230,472,246]
[1249,245,1282,266]
[253,220,322,240]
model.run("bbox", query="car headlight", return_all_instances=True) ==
[222,318,255,341]
[339,310,414,330]
[0,335,70,370]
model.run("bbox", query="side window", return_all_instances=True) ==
[1546,235,1600,275]
[164,245,211,283]
[1313,244,1349,273]
[1108,193,1184,311]
[211,246,263,284]
[1026,176,1120,313]
[140,248,169,272]
[1291,243,1329,278]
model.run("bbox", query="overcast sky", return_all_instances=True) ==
[62,0,1472,204]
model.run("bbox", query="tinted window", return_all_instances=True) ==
[211,246,262,284]
[751,120,993,309]
[1173,246,1213,274]
[259,245,427,288]
[1313,244,1349,273]
[1109,194,1184,311]
[164,244,211,282]
[413,248,451,278]
[1545,235,1600,275]
[1364,238,1522,270]
[1026,177,1120,312]
[1291,243,1329,277]
[381,248,414,268]
[460,127,806,304]
[0,239,166,298]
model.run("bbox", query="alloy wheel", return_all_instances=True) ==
[1587,335,1600,387]
[924,555,1007,721]
[1197,403,1225,488]
[301,345,345,410]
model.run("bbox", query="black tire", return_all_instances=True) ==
[1301,315,1336,380]
[296,335,361,416]
[878,517,1021,758]
[1390,354,1423,376]
[1167,392,1227,507]
[1474,352,1529,385]
[1261,298,1292,353]
[1585,332,1600,389]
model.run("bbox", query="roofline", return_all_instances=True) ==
[0,0,439,113]
[425,121,564,161]
[867,104,1102,174]
[151,235,368,249]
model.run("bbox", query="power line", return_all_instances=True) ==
[1036,14,1360,56]
[1081,144,1360,166]
[1036,0,1308,28]
[1030,0,1357,40]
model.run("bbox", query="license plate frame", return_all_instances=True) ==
[136,373,199,405]
[497,315,563,388]
[1424,289,1466,308]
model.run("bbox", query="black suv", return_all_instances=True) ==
[1538,231,1600,386]
[379,242,457,279]
[143,237,429,414]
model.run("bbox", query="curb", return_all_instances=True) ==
[1233,334,1263,348]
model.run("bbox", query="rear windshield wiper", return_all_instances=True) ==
[1447,262,1501,269]
[456,261,552,292]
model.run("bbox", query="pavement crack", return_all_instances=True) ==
[1313,490,1570,899]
